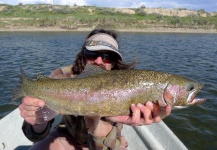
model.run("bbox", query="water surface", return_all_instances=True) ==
[0,32,216,149]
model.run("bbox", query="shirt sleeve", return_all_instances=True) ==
[49,68,65,79]
[22,119,54,142]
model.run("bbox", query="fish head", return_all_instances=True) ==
[163,76,206,109]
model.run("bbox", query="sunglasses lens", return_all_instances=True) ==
[84,50,98,60]
[84,49,114,63]
[101,53,112,63]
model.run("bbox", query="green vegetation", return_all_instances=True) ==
[0,4,217,30]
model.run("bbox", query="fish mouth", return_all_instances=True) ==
[187,89,198,103]
[187,98,206,106]
[187,88,206,106]
[173,97,206,109]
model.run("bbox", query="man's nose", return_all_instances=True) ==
[94,56,104,64]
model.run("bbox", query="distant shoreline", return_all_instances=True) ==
[1,5,217,34]
[0,27,217,33]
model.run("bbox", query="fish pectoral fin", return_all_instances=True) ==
[84,116,101,133]
[160,107,167,119]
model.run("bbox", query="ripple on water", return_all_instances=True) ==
[1,32,217,150]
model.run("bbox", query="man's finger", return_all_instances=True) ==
[25,117,37,125]
[22,96,45,107]
[131,104,140,125]
[20,109,36,118]
[137,103,153,125]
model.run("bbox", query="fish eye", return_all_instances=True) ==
[187,84,195,91]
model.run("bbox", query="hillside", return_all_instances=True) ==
[0,4,217,33]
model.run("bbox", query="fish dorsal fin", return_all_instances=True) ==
[20,65,30,80]
[36,74,49,80]
[75,64,107,79]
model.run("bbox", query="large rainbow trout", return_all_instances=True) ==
[13,65,205,118]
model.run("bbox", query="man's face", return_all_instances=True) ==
[85,50,114,70]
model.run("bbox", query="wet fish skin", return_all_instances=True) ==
[12,65,205,117]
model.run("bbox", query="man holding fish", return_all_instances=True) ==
[17,29,182,150]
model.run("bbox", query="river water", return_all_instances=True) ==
[0,31,216,149]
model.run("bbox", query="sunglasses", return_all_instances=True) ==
[84,49,115,63]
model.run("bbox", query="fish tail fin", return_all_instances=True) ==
[35,105,59,123]
[19,65,29,81]
[12,66,29,101]
[12,84,24,101]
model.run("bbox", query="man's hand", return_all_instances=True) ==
[19,96,46,125]
[106,101,172,126]
[19,96,60,134]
